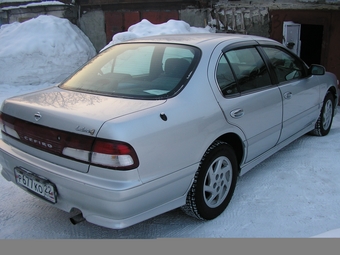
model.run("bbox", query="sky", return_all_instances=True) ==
[0,14,340,238]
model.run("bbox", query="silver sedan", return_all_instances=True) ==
[0,33,338,229]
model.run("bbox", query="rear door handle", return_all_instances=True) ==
[230,109,244,118]
[284,92,292,99]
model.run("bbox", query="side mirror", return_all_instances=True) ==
[309,64,326,75]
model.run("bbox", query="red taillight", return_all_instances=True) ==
[1,112,139,170]
[90,139,139,170]
[62,138,139,170]
[1,112,20,139]
[92,140,131,154]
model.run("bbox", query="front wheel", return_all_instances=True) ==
[181,141,238,220]
[310,92,335,136]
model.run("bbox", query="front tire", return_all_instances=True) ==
[181,141,238,220]
[310,92,335,136]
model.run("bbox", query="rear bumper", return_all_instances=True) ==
[0,139,195,229]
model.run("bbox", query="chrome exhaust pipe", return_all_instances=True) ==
[70,213,85,225]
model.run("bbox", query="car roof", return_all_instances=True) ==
[122,33,281,48]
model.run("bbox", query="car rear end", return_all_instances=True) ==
[0,38,206,229]
[0,86,167,228]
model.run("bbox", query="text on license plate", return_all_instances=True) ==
[14,167,57,204]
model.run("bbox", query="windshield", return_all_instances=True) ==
[60,43,201,99]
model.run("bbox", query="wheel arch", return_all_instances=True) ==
[327,86,338,107]
[214,132,244,174]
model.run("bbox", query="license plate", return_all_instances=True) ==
[14,167,57,204]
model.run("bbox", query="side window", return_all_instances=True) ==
[216,55,238,95]
[225,47,272,93]
[262,47,306,83]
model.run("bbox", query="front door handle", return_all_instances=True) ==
[230,108,244,119]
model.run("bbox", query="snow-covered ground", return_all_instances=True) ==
[0,15,340,238]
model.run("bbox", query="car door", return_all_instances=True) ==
[214,46,283,162]
[282,21,301,56]
[261,46,320,143]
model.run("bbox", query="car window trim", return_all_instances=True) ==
[221,40,259,53]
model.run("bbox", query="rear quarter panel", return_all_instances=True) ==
[96,67,243,183]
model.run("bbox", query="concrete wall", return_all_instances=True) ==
[78,9,107,52]
[179,8,210,28]
[180,6,271,37]
[209,6,270,37]
[211,0,340,36]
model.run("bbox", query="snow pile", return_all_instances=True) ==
[101,19,214,51]
[0,15,96,85]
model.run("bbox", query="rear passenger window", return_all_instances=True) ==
[262,47,306,83]
[225,47,272,93]
[216,55,238,95]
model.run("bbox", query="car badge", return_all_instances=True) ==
[34,112,42,122]
[76,126,96,135]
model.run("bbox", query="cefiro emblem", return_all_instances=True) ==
[34,112,42,121]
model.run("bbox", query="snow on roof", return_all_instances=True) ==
[101,19,214,51]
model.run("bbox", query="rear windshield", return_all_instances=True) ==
[60,43,201,99]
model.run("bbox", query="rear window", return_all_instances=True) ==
[60,43,200,99]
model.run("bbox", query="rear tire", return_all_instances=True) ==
[310,92,334,136]
[181,141,238,220]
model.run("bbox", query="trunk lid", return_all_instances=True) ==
[1,86,166,136]
[1,86,165,172]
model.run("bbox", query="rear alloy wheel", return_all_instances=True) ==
[182,141,238,220]
[311,92,335,136]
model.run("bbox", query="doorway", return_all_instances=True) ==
[300,24,323,66]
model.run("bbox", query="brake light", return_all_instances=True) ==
[1,112,20,139]
[91,139,139,169]
[1,112,139,170]
[63,139,139,170]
